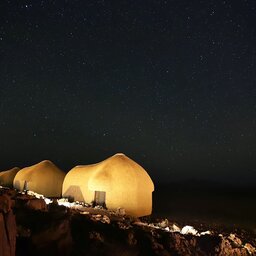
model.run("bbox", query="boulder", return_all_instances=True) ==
[26,198,47,211]
[0,194,16,256]
[0,194,12,213]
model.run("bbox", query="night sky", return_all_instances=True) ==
[1,0,256,184]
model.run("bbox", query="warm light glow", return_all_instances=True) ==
[13,160,65,197]
[0,167,20,187]
[62,153,154,217]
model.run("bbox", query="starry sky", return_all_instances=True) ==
[0,0,256,184]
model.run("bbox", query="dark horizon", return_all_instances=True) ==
[1,1,256,185]
[1,154,255,187]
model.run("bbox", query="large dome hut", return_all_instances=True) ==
[62,153,154,217]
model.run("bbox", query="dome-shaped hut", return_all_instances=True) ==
[62,153,154,217]
[13,160,65,197]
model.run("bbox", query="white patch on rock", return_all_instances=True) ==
[180,226,198,236]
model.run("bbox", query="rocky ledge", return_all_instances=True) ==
[0,187,255,256]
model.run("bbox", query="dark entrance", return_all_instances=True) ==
[94,191,106,207]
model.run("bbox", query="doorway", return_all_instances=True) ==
[94,191,106,207]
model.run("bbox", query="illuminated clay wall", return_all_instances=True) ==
[13,160,65,197]
[0,167,20,187]
[62,153,154,217]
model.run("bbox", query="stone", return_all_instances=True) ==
[5,211,16,256]
[0,194,12,213]
[244,243,256,254]
[159,219,169,228]
[26,198,47,211]
[0,211,16,256]
[116,207,126,216]
[228,233,242,246]
[102,215,110,224]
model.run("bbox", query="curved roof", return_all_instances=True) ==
[65,153,154,192]
[0,167,20,187]
[15,160,62,178]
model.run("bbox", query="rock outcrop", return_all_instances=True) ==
[0,190,16,256]
[0,187,255,256]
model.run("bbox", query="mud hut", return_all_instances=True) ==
[13,160,65,197]
[62,153,154,217]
